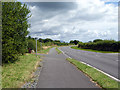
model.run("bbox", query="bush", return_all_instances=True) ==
[27,38,41,52]
[28,39,36,51]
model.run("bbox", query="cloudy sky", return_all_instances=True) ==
[24,0,118,42]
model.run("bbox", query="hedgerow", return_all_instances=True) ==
[78,40,119,52]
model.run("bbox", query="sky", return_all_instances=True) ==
[23,0,119,42]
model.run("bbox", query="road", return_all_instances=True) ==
[59,46,119,80]
[37,48,99,88]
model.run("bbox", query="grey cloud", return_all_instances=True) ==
[27,2,77,11]
[26,1,118,42]
[28,25,62,36]
[27,2,78,21]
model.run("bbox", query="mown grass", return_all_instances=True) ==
[55,47,62,54]
[66,58,119,89]
[2,54,41,88]
[71,46,119,53]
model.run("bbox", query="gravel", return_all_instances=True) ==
[21,61,43,88]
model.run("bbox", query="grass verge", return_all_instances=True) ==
[37,46,54,54]
[55,47,62,54]
[66,58,119,89]
[0,66,1,89]
[71,46,119,53]
[2,54,41,88]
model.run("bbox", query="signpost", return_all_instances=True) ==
[40,40,42,53]
[36,38,37,56]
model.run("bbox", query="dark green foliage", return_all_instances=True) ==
[70,40,74,44]
[27,37,41,52]
[2,2,31,63]
[42,38,53,43]
[0,1,2,65]
[54,42,69,46]
[28,36,32,39]
[28,39,36,51]
[93,39,103,42]
[38,38,44,42]
[53,40,61,45]
[38,38,70,46]
[78,39,119,52]
[38,38,54,46]
[70,40,79,45]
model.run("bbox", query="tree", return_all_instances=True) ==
[28,36,32,39]
[38,38,43,42]
[70,40,79,45]
[43,38,53,43]
[2,2,31,63]
[70,40,74,44]
[0,1,2,64]
[93,39,102,43]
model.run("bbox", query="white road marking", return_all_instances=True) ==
[58,48,120,82]
[116,60,119,62]
[58,48,72,59]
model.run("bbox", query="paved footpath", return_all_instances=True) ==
[37,48,100,88]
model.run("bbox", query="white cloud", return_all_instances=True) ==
[27,0,118,42]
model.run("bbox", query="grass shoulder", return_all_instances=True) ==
[66,58,119,89]
[71,46,119,53]
[37,46,55,54]
[0,66,1,89]
[55,47,62,54]
[2,53,41,88]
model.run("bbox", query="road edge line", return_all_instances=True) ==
[58,48,120,82]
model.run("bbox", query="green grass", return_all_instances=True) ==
[37,46,54,54]
[55,47,62,54]
[71,46,119,53]
[2,54,41,88]
[66,58,119,89]
[0,66,1,89]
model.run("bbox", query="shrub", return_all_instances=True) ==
[28,39,36,51]
[27,38,41,52]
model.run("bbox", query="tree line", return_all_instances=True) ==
[27,36,74,51]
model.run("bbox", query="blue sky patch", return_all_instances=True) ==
[105,2,118,6]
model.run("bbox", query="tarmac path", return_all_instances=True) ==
[37,47,99,88]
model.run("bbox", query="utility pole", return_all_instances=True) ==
[40,40,42,52]
[36,38,37,56]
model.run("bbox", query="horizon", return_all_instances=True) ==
[27,36,119,43]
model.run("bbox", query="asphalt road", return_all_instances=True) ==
[37,48,99,88]
[59,46,119,80]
